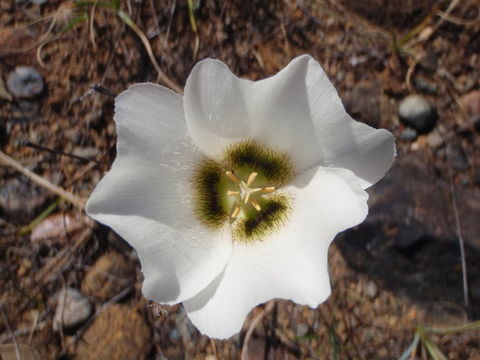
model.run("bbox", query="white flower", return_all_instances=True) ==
[86,55,395,339]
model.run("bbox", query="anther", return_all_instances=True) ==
[250,199,261,211]
[246,172,257,186]
[260,186,275,194]
[225,171,239,183]
[226,190,240,196]
[230,204,241,219]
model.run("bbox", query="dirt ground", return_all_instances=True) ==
[1,0,480,359]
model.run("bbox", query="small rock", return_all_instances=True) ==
[53,288,91,331]
[31,212,92,244]
[72,146,99,160]
[84,108,104,127]
[447,145,469,171]
[460,175,470,186]
[426,129,443,148]
[0,175,48,224]
[0,76,12,101]
[413,76,437,94]
[169,328,181,341]
[7,66,44,98]
[364,281,378,298]
[419,52,438,73]
[16,100,39,113]
[296,323,309,337]
[394,223,426,255]
[474,168,480,186]
[399,128,417,142]
[81,252,134,300]
[0,124,7,147]
[0,344,41,360]
[398,94,437,133]
[461,90,480,125]
[344,80,382,128]
[0,27,38,65]
[76,304,151,360]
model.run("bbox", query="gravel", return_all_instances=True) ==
[7,66,44,98]
[53,288,92,331]
[398,94,437,133]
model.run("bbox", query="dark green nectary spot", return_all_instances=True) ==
[192,160,228,228]
[224,140,294,185]
[234,194,291,242]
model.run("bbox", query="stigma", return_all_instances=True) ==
[225,171,275,220]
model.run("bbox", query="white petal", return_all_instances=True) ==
[86,83,232,304]
[247,55,395,188]
[184,59,254,160]
[183,166,368,339]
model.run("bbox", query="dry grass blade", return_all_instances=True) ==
[0,150,86,210]
[187,0,200,59]
[405,0,461,47]
[34,227,91,285]
[241,301,275,360]
[425,320,480,335]
[445,145,469,309]
[116,9,182,93]
[0,304,21,360]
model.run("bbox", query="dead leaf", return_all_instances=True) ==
[0,343,41,360]
[31,212,92,244]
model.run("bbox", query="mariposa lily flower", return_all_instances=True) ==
[86,55,395,339]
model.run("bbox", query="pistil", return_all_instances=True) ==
[225,170,276,220]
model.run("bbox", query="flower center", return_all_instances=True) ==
[224,171,275,220]
[191,140,294,242]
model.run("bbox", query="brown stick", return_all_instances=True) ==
[0,150,86,210]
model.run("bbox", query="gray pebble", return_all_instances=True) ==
[426,130,443,149]
[7,67,44,99]
[17,100,39,114]
[364,281,378,298]
[399,128,417,142]
[413,77,437,94]
[394,223,425,254]
[0,175,48,224]
[447,145,469,171]
[398,94,437,133]
[461,90,480,126]
[474,168,480,186]
[344,80,382,128]
[296,323,309,337]
[169,328,181,341]
[0,77,12,101]
[53,288,92,331]
[73,146,100,159]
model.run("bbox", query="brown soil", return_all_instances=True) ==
[1,0,480,359]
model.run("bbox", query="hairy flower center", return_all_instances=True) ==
[192,140,294,242]
[225,171,276,220]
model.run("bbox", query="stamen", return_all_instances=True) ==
[260,186,275,194]
[230,204,241,219]
[246,172,257,186]
[250,199,261,211]
[243,185,251,203]
[225,171,239,183]
[225,169,276,223]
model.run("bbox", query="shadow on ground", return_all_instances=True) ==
[336,152,480,320]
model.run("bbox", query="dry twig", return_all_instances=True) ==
[241,301,275,360]
[445,146,469,309]
[0,150,86,210]
[34,227,92,284]
[0,303,21,360]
